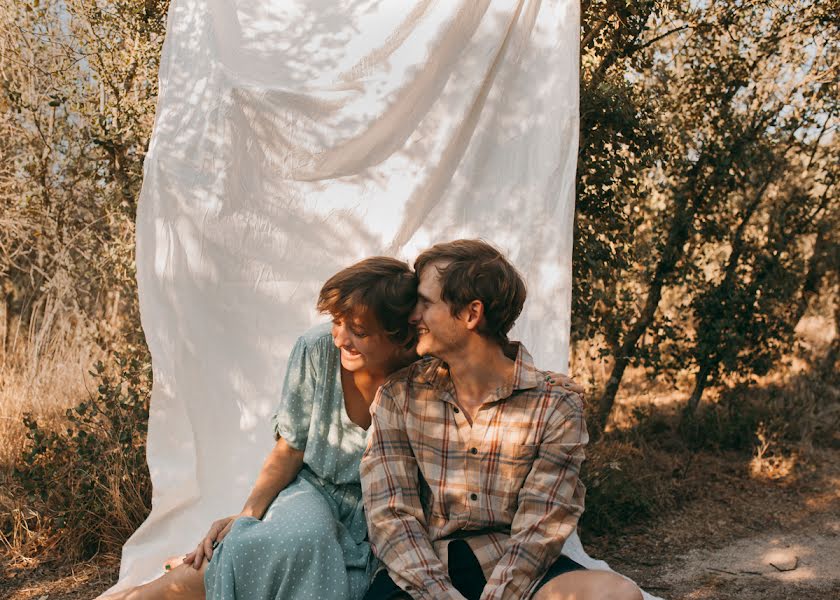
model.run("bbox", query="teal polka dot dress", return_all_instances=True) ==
[205,324,374,600]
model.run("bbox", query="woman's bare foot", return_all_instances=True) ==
[99,560,207,600]
[163,554,186,572]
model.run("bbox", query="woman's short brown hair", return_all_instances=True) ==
[317,257,417,349]
[414,239,526,345]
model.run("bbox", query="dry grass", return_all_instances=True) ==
[0,317,103,469]
[0,309,153,567]
[0,320,105,568]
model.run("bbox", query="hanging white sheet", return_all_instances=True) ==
[111,1,662,599]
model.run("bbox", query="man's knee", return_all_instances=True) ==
[609,576,643,600]
[534,570,643,600]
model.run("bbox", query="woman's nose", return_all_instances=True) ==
[333,323,349,346]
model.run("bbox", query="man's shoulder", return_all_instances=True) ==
[531,367,585,415]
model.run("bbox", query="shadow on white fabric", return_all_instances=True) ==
[109,1,662,599]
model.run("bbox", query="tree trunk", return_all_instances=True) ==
[686,361,713,415]
[596,192,695,429]
[596,110,765,429]
[683,174,776,414]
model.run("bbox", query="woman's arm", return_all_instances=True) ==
[241,436,304,518]
[184,436,304,568]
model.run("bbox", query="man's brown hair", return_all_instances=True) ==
[317,257,417,349]
[414,239,526,345]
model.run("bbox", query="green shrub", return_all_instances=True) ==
[677,392,765,453]
[579,441,675,536]
[14,352,152,560]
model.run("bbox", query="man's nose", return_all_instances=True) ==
[409,304,421,324]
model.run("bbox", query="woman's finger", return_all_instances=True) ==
[203,533,215,563]
[217,519,235,543]
[544,372,585,395]
[193,542,206,569]
[163,554,185,572]
[565,381,585,394]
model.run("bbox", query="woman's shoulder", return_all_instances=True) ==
[292,322,336,361]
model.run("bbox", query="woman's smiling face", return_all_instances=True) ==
[331,313,402,374]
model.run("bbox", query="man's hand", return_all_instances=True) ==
[543,372,585,396]
[183,515,241,568]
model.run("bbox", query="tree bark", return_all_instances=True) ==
[684,172,776,414]
[686,361,713,415]
[596,190,695,429]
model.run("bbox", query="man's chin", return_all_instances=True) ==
[417,344,440,358]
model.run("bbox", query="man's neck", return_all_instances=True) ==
[444,338,515,418]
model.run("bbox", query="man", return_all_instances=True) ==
[360,240,642,600]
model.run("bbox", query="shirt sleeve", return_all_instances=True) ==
[270,335,316,450]
[480,392,588,600]
[360,383,468,600]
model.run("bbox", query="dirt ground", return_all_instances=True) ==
[3,449,839,600]
[585,447,840,600]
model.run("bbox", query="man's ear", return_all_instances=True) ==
[461,300,484,331]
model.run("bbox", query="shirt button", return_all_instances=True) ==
[453,407,460,413]
[470,493,478,501]
[470,447,478,455]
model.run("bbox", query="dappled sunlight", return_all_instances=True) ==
[804,477,840,510]
[119,0,583,592]
[663,531,840,589]
[1,2,836,600]
[749,430,799,481]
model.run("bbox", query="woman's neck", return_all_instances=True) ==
[347,351,416,405]
[349,368,386,404]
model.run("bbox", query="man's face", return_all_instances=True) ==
[410,262,467,358]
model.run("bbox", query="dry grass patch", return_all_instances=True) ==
[0,331,100,469]
[1,326,152,568]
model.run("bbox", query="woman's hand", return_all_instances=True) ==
[544,371,585,396]
[183,515,241,569]
[180,437,304,569]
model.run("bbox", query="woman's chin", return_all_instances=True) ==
[340,355,365,371]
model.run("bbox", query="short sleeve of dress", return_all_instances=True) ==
[271,335,316,450]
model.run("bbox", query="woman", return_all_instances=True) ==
[106,257,420,600]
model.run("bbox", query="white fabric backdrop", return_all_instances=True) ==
[111,1,662,599]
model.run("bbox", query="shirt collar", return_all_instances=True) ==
[415,341,540,399]
[508,342,540,392]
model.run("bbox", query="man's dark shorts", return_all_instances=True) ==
[364,539,586,600]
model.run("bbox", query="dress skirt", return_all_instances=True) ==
[205,471,372,600]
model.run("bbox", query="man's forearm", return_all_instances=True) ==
[480,517,579,600]
[482,402,587,600]
[363,463,467,600]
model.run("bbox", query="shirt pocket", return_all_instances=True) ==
[498,442,540,505]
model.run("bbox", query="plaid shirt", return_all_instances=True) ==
[360,343,587,600]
